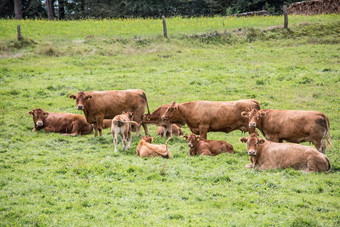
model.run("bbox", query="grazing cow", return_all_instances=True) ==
[240,133,331,172]
[142,104,185,137]
[111,112,139,153]
[136,136,172,158]
[28,108,93,135]
[241,109,332,153]
[157,124,184,137]
[161,99,260,140]
[70,89,150,137]
[186,134,234,156]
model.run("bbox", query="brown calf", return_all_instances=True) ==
[186,134,234,156]
[136,137,172,158]
[111,112,139,153]
[161,99,260,139]
[240,133,331,172]
[29,108,93,135]
[241,109,332,153]
[142,104,185,137]
[157,124,184,137]
[70,89,150,137]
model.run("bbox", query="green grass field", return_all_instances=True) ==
[0,15,340,226]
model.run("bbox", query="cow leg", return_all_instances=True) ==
[112,131,118,153]
[169,124,173,137]
[200,149,212,156]
[122,133,127,151]
[95,116,104,136]
[93,123,98,137]
[199,125,209,140]
[142,123,149,136]
[312,140,323,153]
[127,130,132,150]
[163,126,167,138]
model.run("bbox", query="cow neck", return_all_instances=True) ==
[178,102,192,124]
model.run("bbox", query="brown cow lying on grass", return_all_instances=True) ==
[157,124,184,137]
[29,108,93,135]
[111,112,139,153]
[186,134,234,156]
[136,136,172,158]
[241,109,332,153]
[161,99,260,140]
[142,104,185,137]
[240,133,331,172]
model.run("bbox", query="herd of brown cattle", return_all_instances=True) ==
[29,89,332,173]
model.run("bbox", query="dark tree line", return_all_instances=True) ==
[3,0,304,19]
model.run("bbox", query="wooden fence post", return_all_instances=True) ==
[162,16,168,38]
[17,25,22,41]
[283,5,288,29]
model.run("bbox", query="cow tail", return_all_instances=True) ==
[140,92,150,115]
[325,156,331,172]
[320,113,332,148]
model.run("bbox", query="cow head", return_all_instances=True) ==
[122,111,134,120]
[240,133,265,156]
[161,101,181,122]
[142,114,151,122]
[69,91,92,110]
[28,108,49,127]
[187,134,199,156]
[142,135,154,143]
[241,109,265,129]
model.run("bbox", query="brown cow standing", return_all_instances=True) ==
[240,133,331,172]
[186,134,234,156]
[142,104,185,137]
[69,89,150,137]
[157,124,184,137]
[28,108,93,135]
[136,136,173,158]
[241,109,332,153]
[111,112,139,153]
[161,99,260,140]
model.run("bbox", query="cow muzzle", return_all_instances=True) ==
[36,121,43,127]
[249,122,256,128]
[188,143,193,148]
[77,105,84,110]
[248,150,256,156]
[161,116,168,121]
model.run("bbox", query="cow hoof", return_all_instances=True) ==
[245,164,253,169]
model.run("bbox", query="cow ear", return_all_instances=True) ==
[241,111,249,118]
[240,137,248,143]
[85,95,92,101]
[69,95,76,99]
[29,111,33,115]
[183,135,188,140]
[151,137,155,142]
[259,112,266,118]
[259,139,265,144]
[43,112,49,117]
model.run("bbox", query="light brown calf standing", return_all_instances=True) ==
[240,133,331,172]
[111,112,139,153]
[136,136,172,158]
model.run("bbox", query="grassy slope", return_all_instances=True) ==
[0,16,340,226]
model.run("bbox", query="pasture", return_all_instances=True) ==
[0,15,340,226]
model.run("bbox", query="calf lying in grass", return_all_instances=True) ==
[240,133,331,172]
[112,112,139,153]
[136,136,172,158]
[185,134,234,156]
[157,124,184,137]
